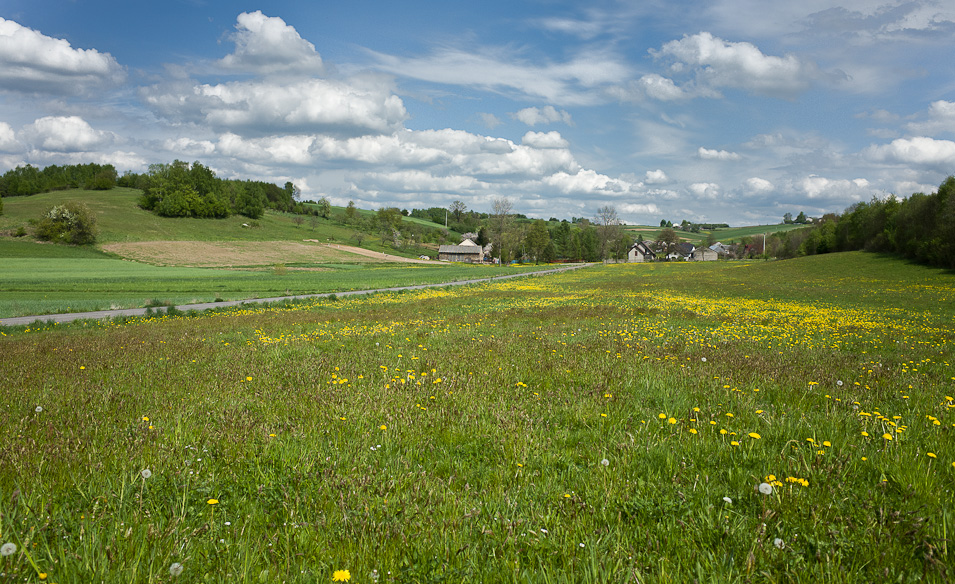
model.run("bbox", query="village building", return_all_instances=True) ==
[437,238,484,263]
[627,241,656,263]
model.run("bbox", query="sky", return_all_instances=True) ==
[1,1,954,226]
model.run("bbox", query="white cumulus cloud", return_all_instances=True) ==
[522,131,569,149]
[744,177,774,193]
[689,182,721,199]
[865,136,955,170]
[652,32,819,98]
[0,17,125,95]
[219,11,324,75]
[0,122,20,152]
[698,147,741,160]
[644,169,669,184]
[905,101,955,136]
[21,116,114,152]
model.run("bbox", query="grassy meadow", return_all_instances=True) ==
[1,252,954,582]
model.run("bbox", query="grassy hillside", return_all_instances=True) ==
[625,223,808,244]
[0,253,952,582]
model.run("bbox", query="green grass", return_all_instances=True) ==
[1,252,953,582]
[0,189,430,256]
[625,223,808,244]
[0,249,554,318]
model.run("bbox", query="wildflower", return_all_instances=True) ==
[141,469,152,479]
[380,424,387,430]
[822,441,831,447]
[169,562,184,577]
[601,458,609,467]
[689,428,698,434]
[861,431,869,437]
[774,538,785,549]
[748,432,761,439]
[927,452,937,459]
[882,433,893,441]
[658,413,666,420]
[35,406,43,413]
[758,482,773,495]
[246,376,252,381]
[579,542,585,548]
[667,417,677,425]
[722,497,732,504]
[1,542,16,556]
[142,416,149,422]
[730,440,739,446]
[39,574,47,580]
[207,499,218,505]
[332,569,351,581]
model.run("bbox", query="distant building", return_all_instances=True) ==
[438,238,483,262]
[627,241,656,263]
[691,247,718,261]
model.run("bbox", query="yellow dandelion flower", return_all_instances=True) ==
[730,441,739,446]
[927,452,937,458]
[882,433,893,441]
[332,569,351,581]
[207,499,218,505]
[823,441,831,447]
[380,424,387,430]
[667,417,677,425]
[246,376,252,381]
[658,413,666,420]
[689,428,698,434]
[748,432,761,439]
[861,431,869,437]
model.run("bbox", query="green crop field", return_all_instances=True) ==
[0,239,553,319]
[1,252,953,582]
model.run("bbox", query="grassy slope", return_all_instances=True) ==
[625,223,807,244]
[0,253,952,582]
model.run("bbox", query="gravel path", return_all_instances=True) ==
[0,264,591,327]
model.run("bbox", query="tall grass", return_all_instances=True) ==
[1,252,952,582]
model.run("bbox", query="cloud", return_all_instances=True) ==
[369,45,630,105]
[619,202,661,216]
[651,32,819,98]
[512,106,573,126]
[479,113,502,129]
[864,136,955,170]
[744,177,774,193]
[218,11,324,75]
[522,131,569,149]
[142,75,408,137]
[21,116,114,152]
[0,122,20,153]
[641,74,689,101]
[698,146,741,160]
[0,17,125,95]
[797,175,872,201]
[542,169,635,196]
[162,137,216,157]
[644,169,669,184]
[905,100,955,136]
[688,182,721,199]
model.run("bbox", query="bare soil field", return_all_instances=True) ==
[101,240,433,267]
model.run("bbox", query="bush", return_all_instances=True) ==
[35,202,98,245]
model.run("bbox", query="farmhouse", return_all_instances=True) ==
[438,238,484,263]
[627,241,656,262]
[691,247,718,261]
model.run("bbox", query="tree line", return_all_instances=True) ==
[747,176,955,269]
[0,163,118,196]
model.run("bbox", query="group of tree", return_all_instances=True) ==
[782,212,810,224]
[127,161,310,219]
[744,176,955,269]
[0,163,117,196]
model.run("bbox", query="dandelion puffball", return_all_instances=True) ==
[758,482,773,495]
[722,497,732,504]
[774,538,785,549]
[141,469,152,479]
[1,542,16,556]
[601,458,609,467]
[169,562,184,577]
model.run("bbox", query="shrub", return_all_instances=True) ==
[35,202,98,245]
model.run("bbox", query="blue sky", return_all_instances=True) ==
[1,0,954,225]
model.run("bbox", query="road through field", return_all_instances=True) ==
[0,263,591,327]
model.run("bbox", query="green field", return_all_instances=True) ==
[625,223,808,245]
[0,239,553,318]
[1,252,953,582]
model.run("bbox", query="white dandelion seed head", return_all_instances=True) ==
[169,562,184,577]
[579,542,585,548]
[836,380,843,386]
[1,542,16,556]
[701,357,707,362]
[35,406,43,413]
[540,528,548,534]
[601,458,609,467]
[774,537,785,549]
[722,497,733,504]
[141,469,152,479]
[758,482,773,495]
